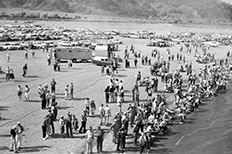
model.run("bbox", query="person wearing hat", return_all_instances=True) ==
[16,122,24,150]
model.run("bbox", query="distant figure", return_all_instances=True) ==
[50,79,57,93]
[9,126,18,153]
[17,85,23,102]
[96,126,104,153]
[7,53,10,62]
[70,83,74,100]
[85,126,94,154]
[24,85,30,102]
[22,64,28,77]
[31,50,35,58]
[24,50,28,59]
[16,122,24,150]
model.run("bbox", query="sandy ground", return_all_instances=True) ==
[0,21,232,154]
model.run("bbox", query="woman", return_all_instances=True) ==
[17,85,23,102]
[24,85,30,102]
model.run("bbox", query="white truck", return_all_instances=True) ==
[53,47,93,62]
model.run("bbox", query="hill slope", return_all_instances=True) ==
[0,0,232,24]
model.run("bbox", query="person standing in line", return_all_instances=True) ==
[50,79,56,93]
[15,122,24,151]
[24,85,30,102]
[64,85,69,100]
[104,105,111,125]
[65,112,73,138]
[104,86,110,103]
[85,126,94,154]
[7,53,10,62]
[17,85,23,102]
[96,126,104,153]
[9,126,18,153]
[70,82,74,100]
[134,57,138,68]
[59,116,65,137]
[99,104,105,125]
[42,116,49,140]
[79,110,87,134]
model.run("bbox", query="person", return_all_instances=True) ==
[42,116,50,140]
[59,116,65,138]
[105,86,110,103]
[65,112,73,138]
[85,98,90,115]
[72,115,79,132]
[50,79,57,93]
[17,85,23,102]
[90,100,96,116]
[99,104,105,125]
[70,82,74,100]
[24,50,28,59]
[85,126,94,154]
[134,58,138,68]
[16,122,24,151]
[24,85,30,102]
[79,111,87,133]
[9,126,18,153]
[41,90,47,109]
[22,64,27,77]
[139,132,147,154]
[6,67,10,81]
[96,126,104,153]
[104,105,111,125]
[31,50,35,58]
[65,85,69,100]
[7,53,10,62]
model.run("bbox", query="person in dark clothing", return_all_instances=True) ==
[120,126,126,150]
[22,64,27,77]
[79,111,87,133]
[96,126,104,153]
[105,86,110,103]
[42,116,50,140]
[9,126,18,153]
[41,91,46,110]
[65,113,73,138]
[50,79,56,93]
[134,58,138,68]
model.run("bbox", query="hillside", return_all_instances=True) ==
[0,0,232,24]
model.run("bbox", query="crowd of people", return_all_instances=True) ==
[3,39,231,154]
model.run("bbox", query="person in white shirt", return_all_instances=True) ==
[85,126,94,154]
[104,105,111,125]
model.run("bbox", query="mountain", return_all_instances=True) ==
[1,0,232,24]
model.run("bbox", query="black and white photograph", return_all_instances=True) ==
[0,0,232,154]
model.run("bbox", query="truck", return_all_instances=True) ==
[53,47,93,62]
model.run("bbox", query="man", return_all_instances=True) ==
[65,112,73,138]
[9,126,18,153]
[79,111,87,133]
[70,82,74,100]
[50,79,57,93]
[16,122,24,151]
[104,86,110,103]
[99,104,105,125]
[22,64,27,77]
[85,126,94,154]
[6,67,10,81]
[96,126,104,153]
[104,105,111,125]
